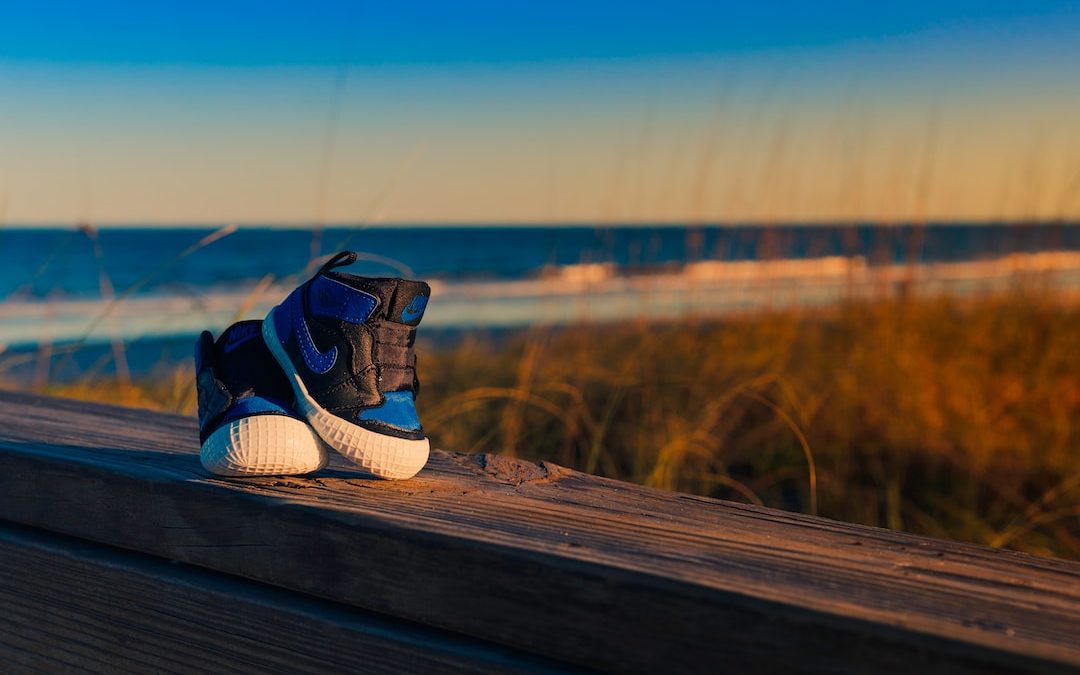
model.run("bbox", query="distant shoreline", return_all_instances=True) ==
[4,220,1079,231]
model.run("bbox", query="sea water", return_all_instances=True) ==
[0,223,1077,378]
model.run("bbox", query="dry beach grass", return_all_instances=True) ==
[36,284,1080,560]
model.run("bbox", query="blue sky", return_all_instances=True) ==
[1,1,1079,224]
[3,1,1077,66]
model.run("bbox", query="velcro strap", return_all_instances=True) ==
[373,321,417,392]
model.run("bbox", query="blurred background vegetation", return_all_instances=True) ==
[31,278,1080,559]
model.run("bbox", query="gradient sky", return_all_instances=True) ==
[2,1,1079,225]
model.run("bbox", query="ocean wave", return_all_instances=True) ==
[2,251,1078,348]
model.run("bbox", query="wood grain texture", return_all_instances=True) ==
[0,523,574,674]
[0,389,1078,674]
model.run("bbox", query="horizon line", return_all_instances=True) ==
[3,218,1078,230]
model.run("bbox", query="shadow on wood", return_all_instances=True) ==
[0,522,571,674]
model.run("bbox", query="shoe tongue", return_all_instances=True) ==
[216,320,262,357]
[387,279,431,327]
[213,321,266,395]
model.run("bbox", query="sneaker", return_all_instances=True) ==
[196,320,328,477]
[262,251,431,479]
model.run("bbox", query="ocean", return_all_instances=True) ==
[1,223,1078,379]
[3,223,1077,301]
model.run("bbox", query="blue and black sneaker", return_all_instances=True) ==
[196,320,328,476]
[262,251,431,479]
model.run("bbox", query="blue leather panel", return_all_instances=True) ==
[357,390,421,432]
[308,275,379,324]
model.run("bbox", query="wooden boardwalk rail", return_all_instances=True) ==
[0,389,1077,674]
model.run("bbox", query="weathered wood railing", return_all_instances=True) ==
[0,389,1077,674]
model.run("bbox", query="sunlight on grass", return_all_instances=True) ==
[424,288,1080,558]
[36,285,1078,559]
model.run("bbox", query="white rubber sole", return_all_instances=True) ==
[200,414,329,477]
[263,308,430,480]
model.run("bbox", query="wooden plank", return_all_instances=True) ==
[0,389,1077,674]
[0,522,576,674]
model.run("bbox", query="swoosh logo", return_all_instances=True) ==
[289,292,338,374]
[400,295,429,322]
